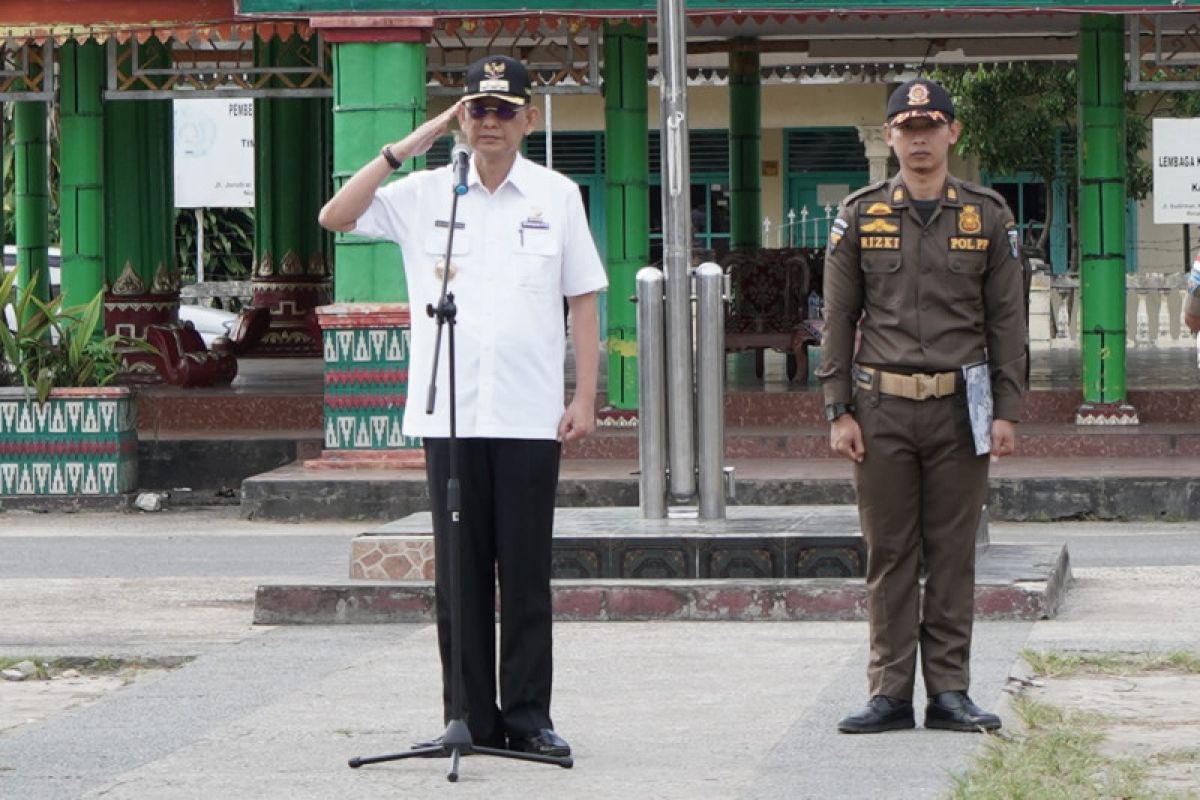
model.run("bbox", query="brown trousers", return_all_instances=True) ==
[852,383,989,701]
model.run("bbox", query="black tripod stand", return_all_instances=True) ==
[347,155,573,783]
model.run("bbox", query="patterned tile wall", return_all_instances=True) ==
[0,393,138,496]
[323,326,421,451]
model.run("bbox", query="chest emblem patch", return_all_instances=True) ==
[434,258,457,282]
[958,205,983,235]
[860,218,900,234]
[864,202,893,216]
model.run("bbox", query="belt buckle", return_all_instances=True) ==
[913,373,935,400]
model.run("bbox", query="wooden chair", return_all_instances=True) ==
[722,248,822,383]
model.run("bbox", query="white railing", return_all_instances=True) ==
[1030,268,1193,349]
[763,206,836,249]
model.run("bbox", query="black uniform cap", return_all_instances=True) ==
[462,55,532,106]
[886,79,954,125]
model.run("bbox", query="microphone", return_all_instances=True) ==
[451,144,471,196]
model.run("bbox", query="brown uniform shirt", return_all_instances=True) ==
[817,174,1027,421]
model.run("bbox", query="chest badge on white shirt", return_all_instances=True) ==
[521,209,550,230]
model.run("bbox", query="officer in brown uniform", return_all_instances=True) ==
[817,78,1027,734]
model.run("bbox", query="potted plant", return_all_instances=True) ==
[1,269,148,497]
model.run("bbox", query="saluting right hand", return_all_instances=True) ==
[829,415,865,463]
[388,101,464,161]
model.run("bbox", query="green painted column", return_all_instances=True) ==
[249,35,333,354]
[729,41,761,250]
[1077,16,1129,414]
[13,98,50,319]
[331,41,426,302]
[103,40,175,295]
[603,22,649,409]
[256,36,331,277]
[59,39,107,309]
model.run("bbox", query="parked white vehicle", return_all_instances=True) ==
[3,245,236,347]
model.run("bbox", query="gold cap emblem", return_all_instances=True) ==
[484,61,506,79]
[907,83,931,107]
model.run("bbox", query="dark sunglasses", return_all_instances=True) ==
[466,101,521,121]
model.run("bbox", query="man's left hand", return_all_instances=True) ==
[990,419,1016,462]
[558,397,596,443]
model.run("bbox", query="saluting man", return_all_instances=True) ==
[319,55,607,757]
[817,79,1027,734]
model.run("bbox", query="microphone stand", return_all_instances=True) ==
[348,156,573,782]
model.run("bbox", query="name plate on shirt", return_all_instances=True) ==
[860,235,900,250]
[949,237,989,251]
[434,220,465,229]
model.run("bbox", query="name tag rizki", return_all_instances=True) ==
[861,236,900,250]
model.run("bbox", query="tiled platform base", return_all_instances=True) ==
[352,507,867,581]
[256,542,1069,623]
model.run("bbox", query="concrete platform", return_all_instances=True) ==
[253,506,1071,623]
[241,457,1200,522]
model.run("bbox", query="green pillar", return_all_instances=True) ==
[1077,16,1129,413]
[729,41,761,250]
[603,22,649,409]
[331,41,425,302]
[103,40,175,295]
[13,98,50,319]
[247,35,333,354]
[256,36,331,278]
[59,39,107,308]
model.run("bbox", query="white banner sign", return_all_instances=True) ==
[1153,117,1200,224]
[173,98,255,208]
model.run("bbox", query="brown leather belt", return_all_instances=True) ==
[854,366,958,401]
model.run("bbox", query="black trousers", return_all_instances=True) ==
[424,437,561,745]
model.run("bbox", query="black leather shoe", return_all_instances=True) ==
[509,728,571,757]
[925,691,1002,732]
[837,695,915,734]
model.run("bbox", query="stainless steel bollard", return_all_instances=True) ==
[658,0,696,503]
[695,263,726,519]
[636,267,668,519]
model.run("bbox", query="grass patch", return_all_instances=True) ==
[948,696,1157,799]
[1022,649,1200,678]
[0,656,189,679]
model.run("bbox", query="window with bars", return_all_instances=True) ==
[786,128,869,173]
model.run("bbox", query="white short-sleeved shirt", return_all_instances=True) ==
[354,153,608,440]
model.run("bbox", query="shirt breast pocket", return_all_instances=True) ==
[861,253,903,309]
[515,228,560,294]
[946,252,986,301]
[423,230,472,258]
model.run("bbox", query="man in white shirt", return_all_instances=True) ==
[319,54,607,758]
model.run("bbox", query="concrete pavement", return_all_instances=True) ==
[0,509,1197,799]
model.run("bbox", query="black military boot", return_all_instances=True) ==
[924,691,1002,732]
[837,695,915,734]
